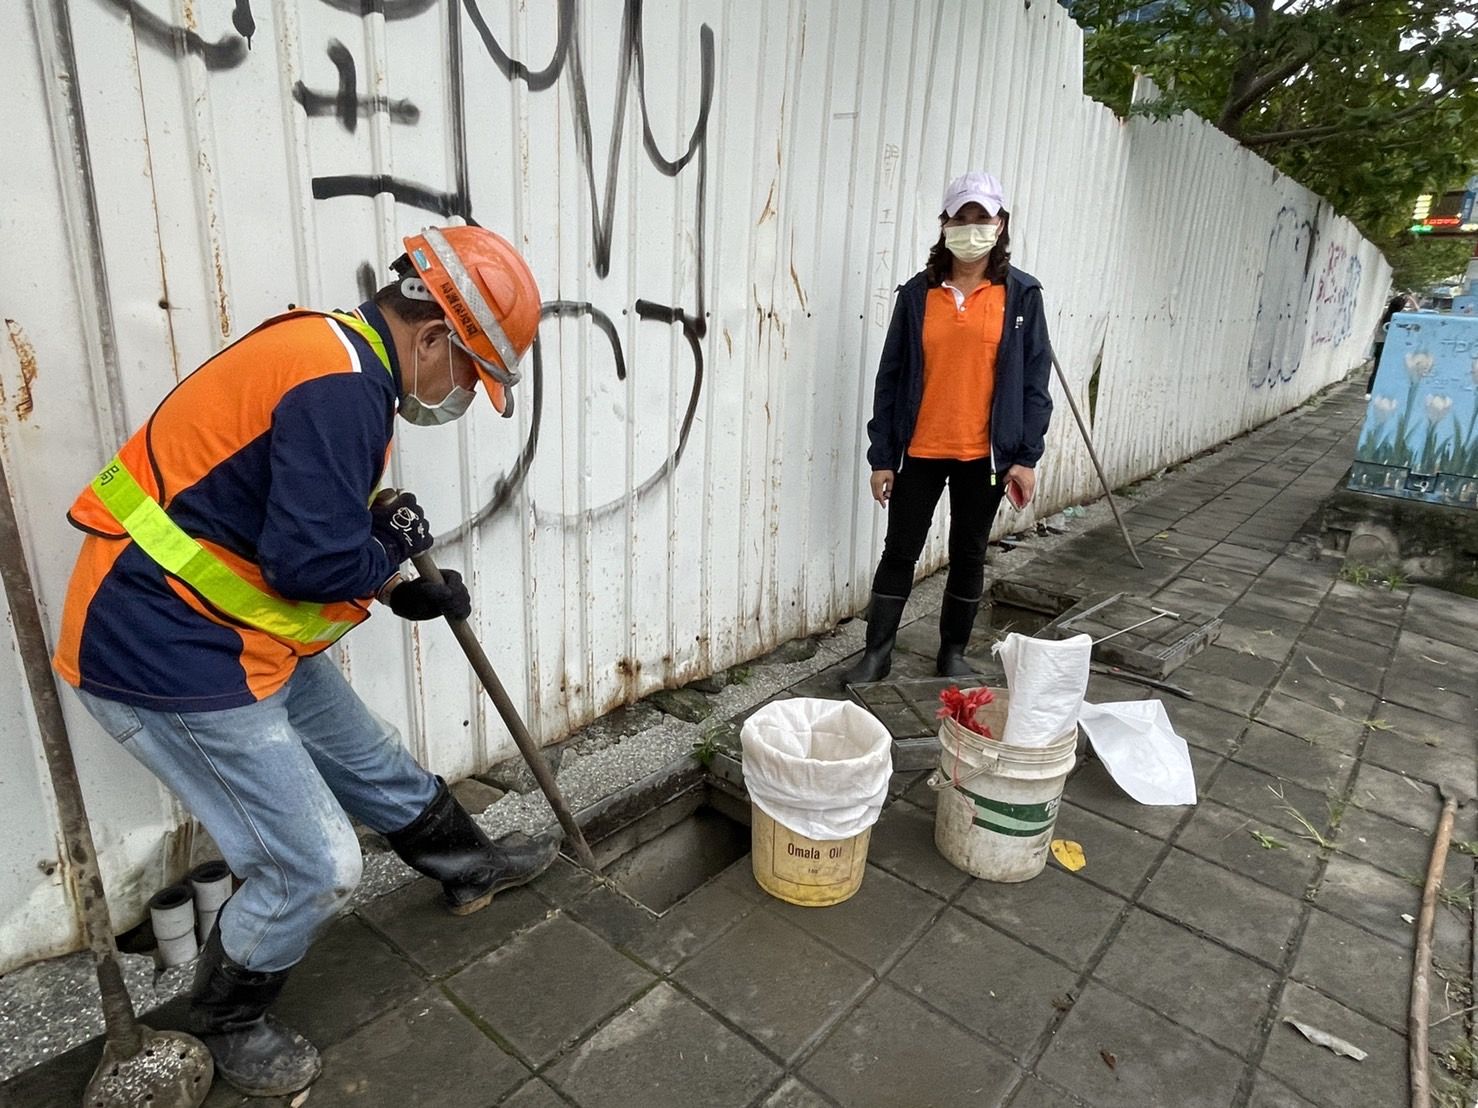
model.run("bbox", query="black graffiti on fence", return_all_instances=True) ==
[459,0,714,320]
[318,0,440,18]
[232,0,256,47]
[460,0,571,91]
[634,298,705,472]
[356,262,379,303]
[311,0,715,534]
[96,0,250,69]
[291,39,421,131]
[1247,204,1318,389]
[312,174,463,217]
[94,0,716,535]
[432,296,704,545]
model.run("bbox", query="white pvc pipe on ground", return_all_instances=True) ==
[187,861,233,944]
[146,885,198,968]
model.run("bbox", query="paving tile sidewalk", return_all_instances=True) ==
[7,378,1476,1108]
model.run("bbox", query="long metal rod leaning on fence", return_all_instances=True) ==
[1049,346,1144,569]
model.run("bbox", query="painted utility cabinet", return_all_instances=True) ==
[1351,313,1478,507]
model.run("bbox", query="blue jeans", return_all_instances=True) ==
[76,653,438,972]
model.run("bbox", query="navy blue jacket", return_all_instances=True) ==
[866,266,1053,472]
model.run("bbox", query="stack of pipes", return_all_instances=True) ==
[145,861,234,968]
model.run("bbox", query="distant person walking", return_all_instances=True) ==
[844,172,1053,685]
[1366,292,1416,396]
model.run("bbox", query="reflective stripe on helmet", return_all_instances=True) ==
[421,226,523,383]
[89,458,358,645]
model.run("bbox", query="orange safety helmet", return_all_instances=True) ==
[399,225,541,417]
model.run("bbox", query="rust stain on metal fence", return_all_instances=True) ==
[5,320,38,420]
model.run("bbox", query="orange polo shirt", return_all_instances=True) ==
[908,281,1005,460]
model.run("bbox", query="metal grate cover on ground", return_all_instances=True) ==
[1042,592,1221,678]
[847,673,1006,770]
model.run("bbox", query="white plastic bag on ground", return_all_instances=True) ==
[740,698,893,841]
[1078,699,1197,805]
[991,632,1091,747]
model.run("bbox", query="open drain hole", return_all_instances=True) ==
[596,794,750,915]
[982,601,1058,638]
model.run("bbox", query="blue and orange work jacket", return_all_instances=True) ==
[53,302,404,712]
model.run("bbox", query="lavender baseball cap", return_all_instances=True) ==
[942,171,1006,217]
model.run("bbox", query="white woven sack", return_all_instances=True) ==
[991,632,1091,747]
[740,698,893,841]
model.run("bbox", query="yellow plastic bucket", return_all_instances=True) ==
[750,805,871,907]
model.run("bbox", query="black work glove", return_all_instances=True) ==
[371,491,433,565]
[386,570,472,622]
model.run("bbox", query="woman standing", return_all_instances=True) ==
[1365,291,1416,397]
[843,171,1053,685]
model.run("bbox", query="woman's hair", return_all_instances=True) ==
[924,210,1011,286]
[373,254,446,324]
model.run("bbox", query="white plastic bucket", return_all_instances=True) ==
[930,689,1076,883]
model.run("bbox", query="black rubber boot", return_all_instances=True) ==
[386,778,560,915]
[841,594,909,686]
[187,931,320,1098]
[936,592,981,677]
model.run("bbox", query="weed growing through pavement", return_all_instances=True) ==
[1433,958,1474,1012]
[1268,784,1344,851]
[1435,1040,1477,1108]
[691,722,739,768]
[1401,875,1476,912]
[1338,561,1408,591]
[1248,829,1288,850]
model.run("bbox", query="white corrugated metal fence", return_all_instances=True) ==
[0,0,1388,970]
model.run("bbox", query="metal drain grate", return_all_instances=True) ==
[848,676,1005,770]
[1043,592,1221,678]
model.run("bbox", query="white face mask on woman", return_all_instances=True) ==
[943,223,999,263]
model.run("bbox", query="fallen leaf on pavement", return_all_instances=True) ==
[1100,1049,1117,1071]
[1051,839,1086,872]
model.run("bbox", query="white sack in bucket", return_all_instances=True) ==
[740,698,893,841]
[991,632,1091,747]
[1078,700,1198,805]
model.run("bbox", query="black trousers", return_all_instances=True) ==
[871,455,1007,601]
[1365,342,1383,394]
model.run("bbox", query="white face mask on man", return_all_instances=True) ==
[943,223,1000,263]
[398,334,477,426]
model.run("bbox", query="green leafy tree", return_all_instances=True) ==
[1382,235,1470,290]
[1074,0,1478,250]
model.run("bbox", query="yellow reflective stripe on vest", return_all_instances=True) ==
[327,312,392,375]
[90,459,356,644]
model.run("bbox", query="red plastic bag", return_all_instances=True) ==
[936,685,996,740]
